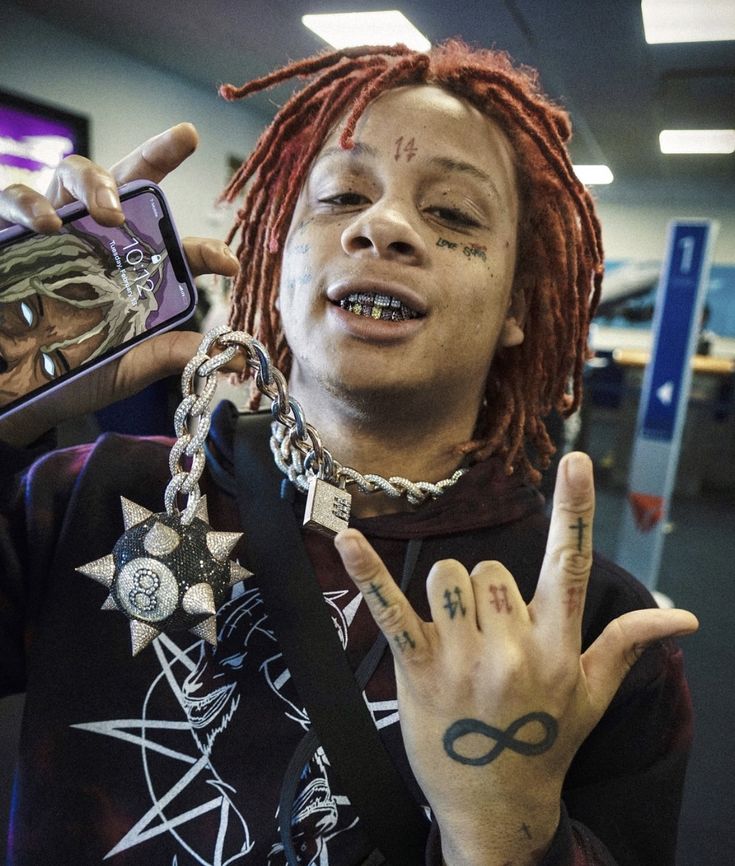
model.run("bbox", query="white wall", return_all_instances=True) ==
[1,6,266,243]
[596,200,735,264]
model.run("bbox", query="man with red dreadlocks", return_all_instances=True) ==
[0,42,696,866]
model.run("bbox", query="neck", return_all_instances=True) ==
[287,373,482,518]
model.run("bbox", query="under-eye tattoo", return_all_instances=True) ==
[489,584,513,613]
[294,216,315,235]
[292,243,310,254]
[565,586,584,617]
[569,516,588,552]
[443,587,466,619]
[463,243,488,261]
[297,271,312,286]
[394,631,416,652]
[367,581,389,608]
[436,237,458,250]
[394,135,418,161]
[442,712,558,766]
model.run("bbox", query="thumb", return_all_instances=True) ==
[581,608,698,714]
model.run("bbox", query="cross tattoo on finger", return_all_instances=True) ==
[569,517,589,552]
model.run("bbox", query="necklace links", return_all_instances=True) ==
[165,327,468,526]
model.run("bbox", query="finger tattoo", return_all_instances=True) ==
[565,586,584,617]
[394,631,416,652]
[367,581,389,608]
[569,516,589,552]
[489,584,513,613]
[443,587,466,619]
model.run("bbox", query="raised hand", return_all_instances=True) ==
[0,125,240,446]
[334,452,698,866]
[1,123,200,232]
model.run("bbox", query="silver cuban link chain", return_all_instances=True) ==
[166,325,468,536]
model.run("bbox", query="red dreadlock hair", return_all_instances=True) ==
[219,40,603,484]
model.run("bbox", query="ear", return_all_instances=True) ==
[499,283,525,348]
[499,315,524,348]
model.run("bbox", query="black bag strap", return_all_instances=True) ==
[233,412,429,865]
[277,537,424,865]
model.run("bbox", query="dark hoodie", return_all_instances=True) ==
[0,402,692,866]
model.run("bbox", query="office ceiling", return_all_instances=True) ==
[10,0,735,207]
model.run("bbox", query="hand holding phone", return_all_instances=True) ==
[0,125,240,445]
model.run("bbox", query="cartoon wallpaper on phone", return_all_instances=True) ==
[0,191,192,410]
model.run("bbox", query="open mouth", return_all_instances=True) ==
[338,292,421,321]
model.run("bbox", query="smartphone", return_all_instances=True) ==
[0,179,197,418]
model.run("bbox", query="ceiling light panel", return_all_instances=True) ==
[659,129,735,153]
[302,11,431,51]
[573,164,614,185]
[641,0,735,43]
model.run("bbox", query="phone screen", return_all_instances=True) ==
[0,185,196,415]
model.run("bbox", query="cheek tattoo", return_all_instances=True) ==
[293,216,316,236]
[436,237,489,263]
[436,237,458,250]
[463,243,487,262]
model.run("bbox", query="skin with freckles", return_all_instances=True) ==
[278,86,524,493]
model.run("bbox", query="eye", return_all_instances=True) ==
[20,301,36,327]
[318,192,368,207]
[39,350,69,381]
[40,352,59,379]
[426,206,481,229]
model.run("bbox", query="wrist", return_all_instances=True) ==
[437,805,559,866]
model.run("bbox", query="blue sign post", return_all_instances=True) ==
[615,219,718,589]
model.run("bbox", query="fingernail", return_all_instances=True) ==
[565,453,592,486]
[96,186,121,211]
[31,203,61,231]
[224,245,238,261]
[334,531,363,563]
[32,201,54,218]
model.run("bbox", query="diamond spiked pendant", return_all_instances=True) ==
[77,495,251,655]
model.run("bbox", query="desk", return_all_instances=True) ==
[612,349,735,376]
[583,350,734,496]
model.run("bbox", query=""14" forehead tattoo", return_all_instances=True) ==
[394,135,419,162]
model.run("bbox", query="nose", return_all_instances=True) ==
[340,202,427,264]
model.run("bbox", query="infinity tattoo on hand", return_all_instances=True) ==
[443,712,558,766]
